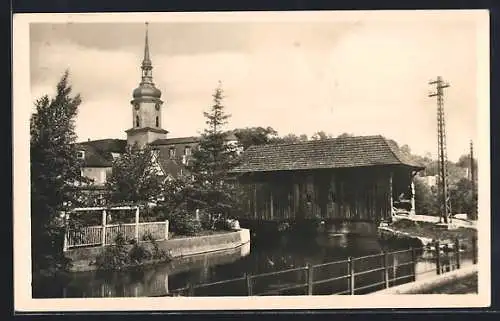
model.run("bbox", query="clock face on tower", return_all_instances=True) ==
[155,102,161,111]
[134,102,140,110]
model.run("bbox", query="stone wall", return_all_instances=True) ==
[66,228,251,272]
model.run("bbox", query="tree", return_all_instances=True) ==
[449,178,478,219]
[311,131,333,140]
[187,81,238,216]
[271,133,308,144]
[457,153,478,169]
[400,144,411,155]
[105,144,165,204]
[232,126,278,150]
[413,178,439,215]
[336,133,354,138]
[30,71,86,275]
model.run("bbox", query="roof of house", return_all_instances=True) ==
[76,132,239,174]
[230,135,425,173]
[156,147,185,177]
[151,136,200,146]
[151,133,239,146]
[75,139,127,167]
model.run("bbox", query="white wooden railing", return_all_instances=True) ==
[65,221,169,250]
[63,206,169,251]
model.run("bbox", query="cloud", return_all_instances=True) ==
[30,19,480,162]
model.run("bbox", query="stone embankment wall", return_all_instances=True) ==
[65,228,251,272]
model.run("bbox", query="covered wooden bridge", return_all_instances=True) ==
[230,135,425,236]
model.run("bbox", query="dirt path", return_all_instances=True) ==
[418,272,478,294]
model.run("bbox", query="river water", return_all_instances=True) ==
[33,232,471,298]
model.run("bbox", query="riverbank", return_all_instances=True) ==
[421,271,478,294]
[378,217,477,250]
[65,228,250,272]
[373,265,478,295]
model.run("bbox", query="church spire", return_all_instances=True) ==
[132,22,161,99]
[127,21,167,148]
[141,22,153,84]
[143,22,152,68]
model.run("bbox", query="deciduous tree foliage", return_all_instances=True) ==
[311,131,334,140]
[272,133,309,144]
[105,144,165,204]
[232,126,278,150]
[449,178,478,219]
[413,178,439,215]
[30,70,86,275]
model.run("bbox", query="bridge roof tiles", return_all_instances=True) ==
[230,135,425,174]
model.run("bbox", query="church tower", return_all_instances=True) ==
[126,22,168,148]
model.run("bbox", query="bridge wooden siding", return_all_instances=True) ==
[238,166,404,224]
[230,135,425,225]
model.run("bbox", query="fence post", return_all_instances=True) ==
[165,220,169,240]
[410,247,417,282]
[245,273,253,296]
[188,283,194,297]
[348,257,355,295]
[306,263,314,295]
[101,209,107,246]
[435,240,441,275]
[383,252,389,288]
[135,207,140,241]
[472,235,478,264]
[63,228,68,252]
[455,238,461,270]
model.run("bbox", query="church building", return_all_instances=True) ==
[75,23,238,192]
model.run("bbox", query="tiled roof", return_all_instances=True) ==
[75,139,127,167]
[230,135,425,173]
[151,136,200,145]
[156,147,184,177]
[151,133,239,146]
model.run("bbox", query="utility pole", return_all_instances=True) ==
[429,76,452,224]
[470,140,475,182]
[470,140,477,219]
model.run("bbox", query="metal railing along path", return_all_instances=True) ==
[166,236,478,297]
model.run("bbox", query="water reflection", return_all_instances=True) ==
[53,242,251,298]
[34,233,473,298]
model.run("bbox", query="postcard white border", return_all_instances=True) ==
[13,10,491,312]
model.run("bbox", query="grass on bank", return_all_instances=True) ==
[389,218,477,248]
[169,229,232,239]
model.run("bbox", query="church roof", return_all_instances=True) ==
[230,135,425,174]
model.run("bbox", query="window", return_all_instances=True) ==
[184,146,191,156]
[156,116,159,127]
[136,115,140,127]
[169,147,176,159]
[76,150,85,160]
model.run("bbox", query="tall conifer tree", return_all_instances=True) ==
[187,81,238,216]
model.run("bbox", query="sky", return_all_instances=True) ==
[29,12,484,162]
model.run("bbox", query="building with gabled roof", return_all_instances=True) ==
[230,135,425,234]
[231,135,423,174]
